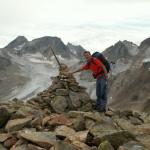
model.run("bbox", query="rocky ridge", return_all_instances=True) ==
[0,64,150,150]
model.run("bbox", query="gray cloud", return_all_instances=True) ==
[0,0,150,50]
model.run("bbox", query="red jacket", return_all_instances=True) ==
[81,57,105,79]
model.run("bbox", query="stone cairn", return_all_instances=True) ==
[27,63,93,113]
[0,64,150,150]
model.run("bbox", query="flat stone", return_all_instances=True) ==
[68,111,86,118]
[51,96,68,113]
[20,131,56,149]
[90,124,135,149]
[98,140,114,150]
[0,107,11,128]
[28,144,46,150]
[5,117,33,132]
[136,134,150,149]
[135,123,150,134]
[4,137,18,148]
[55,89,69,96]
[12,105,36,119]
[71,130,89,143]
[85,119,96,130]
[72,141,91,150]
[113,118,136,134]
[129,116,143,125]
[118,141,148,150]
[47,114,73,126]
[54,141,77,150]
[0,144,7,150]
[78,92,91,104]
[69,91,81,108]
[55,125,76,138]
[0,133,12,142]
[42,116,51,127]
[72,115,85,131]
[10,144,28,150]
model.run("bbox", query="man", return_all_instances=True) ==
[71,51,108,112]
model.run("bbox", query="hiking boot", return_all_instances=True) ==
[97,108,106,113]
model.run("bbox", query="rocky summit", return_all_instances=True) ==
[0,64,150,150]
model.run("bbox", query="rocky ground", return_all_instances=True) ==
[0,64,150,150]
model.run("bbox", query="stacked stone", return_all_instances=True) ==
[27,64,93,113]
[0,64,149,149]
[0,104,150,150]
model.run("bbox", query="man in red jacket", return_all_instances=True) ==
[71,51,108,112]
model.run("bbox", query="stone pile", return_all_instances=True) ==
[0,64,150,150]
[27,64,93,113]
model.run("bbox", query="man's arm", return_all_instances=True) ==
[71,68,82,74]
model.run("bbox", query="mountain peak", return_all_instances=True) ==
[140,37,150,49]
[5,36,28,49]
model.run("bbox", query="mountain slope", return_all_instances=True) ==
[0,36,85,100]
[108,38,150,112]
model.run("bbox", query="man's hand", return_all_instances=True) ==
[69,68,82,75]
[68,72,73,76]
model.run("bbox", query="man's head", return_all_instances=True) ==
[83,51,92,61]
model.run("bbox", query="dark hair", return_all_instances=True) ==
[83,51,91,55]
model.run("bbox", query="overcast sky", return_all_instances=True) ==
[0,0,150,51]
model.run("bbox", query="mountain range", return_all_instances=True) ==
[0,36,150,112]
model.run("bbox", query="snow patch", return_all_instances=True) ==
[143,58,150,62]
[112,58,132,75]
[14,43,26,51]
[70,48,77,55]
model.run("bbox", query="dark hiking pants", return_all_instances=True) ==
[96,75,107,111]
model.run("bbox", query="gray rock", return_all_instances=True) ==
[20,131,56,149]
[0,107,11,128]
[90,123,135,149]
[0,133,12,142]
[55,89,69,96]
[69,91,81,108]
[72,115,85,131]
[10,144,28,150]
[98,140,114,150]
[118,141,148,150]
[129,116,143,125]
[28,144,46,150]
[0,144,7,150]
[5,117,33,132]
[54,141,77,150]
[78,92,91,104]
[51,96,68,113]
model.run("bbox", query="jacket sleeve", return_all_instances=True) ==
[81,63,90,70]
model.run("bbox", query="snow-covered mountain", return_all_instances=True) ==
[77,38,150,112]
[0,36,86,100]
[0,36,150,112]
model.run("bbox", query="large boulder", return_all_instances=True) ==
[54,141,77,150]
[55,89,69,96]
[0,143,7,150]
[5,117,33,132]
[72,141,91,150]
[90,123,135,149]
[10,143,28,150]
[118,141,149,150]
[69,91,81,108]
[51,96,68,113]
[0,133,12,142]
[28,144,47,150]
[0,107,11,128]
[98,140,114,150]
[19,131,56,149]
